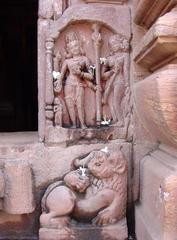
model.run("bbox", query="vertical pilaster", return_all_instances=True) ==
[45,38,54,126]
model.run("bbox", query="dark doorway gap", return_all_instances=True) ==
[0,0,38,132]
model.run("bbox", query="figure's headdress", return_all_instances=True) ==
[64,31,85,58]
[109,34,129,52]
[65,32,79,44]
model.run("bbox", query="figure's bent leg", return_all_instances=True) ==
[64,85,77,128]
[76,87,86,129]
[108,95,117,123]
[41,185,76,229]
[114,84,124,127]
[73,189,115,220]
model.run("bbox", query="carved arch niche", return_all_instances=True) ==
[44,4,131,143]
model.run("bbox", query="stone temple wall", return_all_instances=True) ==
[0,1,177,240]
[0,1,134,239]
[133,0,177,239]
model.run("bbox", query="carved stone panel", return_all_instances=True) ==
[39,148,128,240]
[39,4,131,143]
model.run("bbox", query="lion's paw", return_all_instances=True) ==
[92,208,117,226]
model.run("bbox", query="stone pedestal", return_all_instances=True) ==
[39,219,128,240]
[3,159,35,214]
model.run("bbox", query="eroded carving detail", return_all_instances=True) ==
[0,160,35,214]
[51,31,130,131]
[53,32,95,129]
[39,0,68,20]
[101,34,129,127]
[40,149,127,238]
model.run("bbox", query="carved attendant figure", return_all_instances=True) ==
[54,32,95,129]
[101,34,129,127]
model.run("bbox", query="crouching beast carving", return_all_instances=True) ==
[40,148,127,230]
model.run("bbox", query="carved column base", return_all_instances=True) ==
[45,105,54,126]
[39,219,128,240]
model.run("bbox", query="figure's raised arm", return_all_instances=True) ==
[101,61,114,81]
[123,53,130,87]
[81,57,94,81]
[53,60,68,93]
[60,60,68,81]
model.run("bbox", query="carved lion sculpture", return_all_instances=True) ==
[40,149,127,229]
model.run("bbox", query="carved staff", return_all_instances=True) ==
[92,24,102,126]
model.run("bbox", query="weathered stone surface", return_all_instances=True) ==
[134,0,177,29]
[38,19,50,141]
[0,136,132,201]
[135,146,177,240]
[0,136,131,239]
[0,169,4,198]
[134,8,177,70]
[49,5,131,39]
[3,159,35,214]
[132,112,157,202]
[84,0,127,4]
[39,0,67,20]
[46,126,128,144]
[40,149,128,236]
[39,3,132,144]
[135,64,177,147]
[39,219,128,240]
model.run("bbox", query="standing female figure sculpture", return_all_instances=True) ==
[101,34,129,127]
[55,32,95,129]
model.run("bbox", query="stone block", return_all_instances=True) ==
[3,159,35,214]
[134,0,177,29]
[134,64,177,148]
[46,125,127,144]
[134,8,177,70]
[39,219,128,240]
[135,145,177,240]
